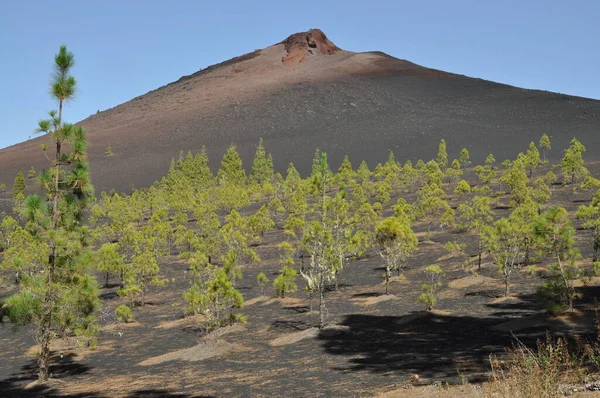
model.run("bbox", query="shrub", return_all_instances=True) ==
[256,272,269,295]
[115,304,133,323]
[417,265,443,311]
[273,266,298,298]
[488,335,587,398]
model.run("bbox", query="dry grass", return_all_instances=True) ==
[486,336,588,398]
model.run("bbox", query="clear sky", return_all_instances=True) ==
[1,0,598,149]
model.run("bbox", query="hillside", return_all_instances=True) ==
[1,29,599,194]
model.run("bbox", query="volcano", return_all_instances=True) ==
[1,29,599,194]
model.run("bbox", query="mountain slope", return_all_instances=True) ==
[1,29,599,194]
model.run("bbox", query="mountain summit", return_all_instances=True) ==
[281,29,340,65]
[1,29,599,193]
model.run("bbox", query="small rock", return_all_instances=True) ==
[586,381,600,391]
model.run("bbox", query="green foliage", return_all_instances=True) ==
[445,159,463,185]
[248,205,275,243]
[576,189,600,261]
[459,148,471,167]
[436,138,448,170]
[454,179,471,196]
[418,264,443,311]
[490,216,528,296]
[338,154,354,183]
[94,242,125,288]
[351,202,378,257]
[13,171,26,200]
[184,264,245,327]
[523,142,541,177]
[4,46,100,381]
[539,133,551,162]
[500,157,529,207]
[119,250,166,307]
[218,144,246,186]
[414,180,454,232]
[0,215,18,251]
[533,206,581,312]
[2,290,42,325]
[458,194,495,269]
[274,265,298,298]
[115,304,133,323]
[250,138,274,185]
[256,272,269,295]
[376,216,418,294]
[105,146,113,156]
[561,138,588,184]
[27,167,37,179]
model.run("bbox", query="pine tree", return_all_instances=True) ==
[458,194,495,270]
[310,147,321,177]
[539,134,551,163]
[217,144,246,186]
[338,155,354,183]
[376,215,418,294]
[13,171,26,200]
[576,189,600,261]
[3,46,99,381]
[458,148,471,167]
[436,139,448,170]
[418,265,444,311]
[300,152,338,328]
[561,138,588,184]
[533,206,581,312]
[523,142,541,178]
[248,205,275,243]
[250,138,274,185]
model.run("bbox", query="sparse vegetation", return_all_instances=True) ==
[1,91,600,394]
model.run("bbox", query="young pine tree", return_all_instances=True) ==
[436,138,448,170]
[3,46,99,382]
[561,138,588,185]
[217,144,246,186]
[375,216,418,294]
[250,138,274,185]
[13,171,26,200]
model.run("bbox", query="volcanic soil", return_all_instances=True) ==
[1,29,600,196]
[2,162,600,397]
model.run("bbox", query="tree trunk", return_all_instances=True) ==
[105,272,110,288]
[504,276,509,297]
[319,284,326,329]
[39,252,56,382]
[478,250,482,271]
[40,121,63,382]
[385,268,390,295]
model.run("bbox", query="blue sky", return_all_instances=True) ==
[1,0,598,149]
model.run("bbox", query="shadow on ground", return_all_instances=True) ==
[317,312,538,380]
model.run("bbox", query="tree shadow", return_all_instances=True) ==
[0,353,93,397]
[465,289,503,299]
[352,292,382,298]
[317,312,544,381]
[100,291,119,300]
[270,319,313,331]
[283,305,311,314]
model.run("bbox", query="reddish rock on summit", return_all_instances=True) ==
[281,29,340,66]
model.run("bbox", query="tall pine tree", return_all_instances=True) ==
[3,46,98,382]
